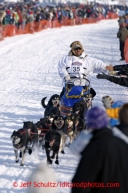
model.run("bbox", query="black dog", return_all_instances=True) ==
[36,117,52,149]
[65,114,75,145]
[41,94,60,117]
[47,106,61,118]
[73,114,86,138]
[52,115,68,154]
[44,130,61,165]
[65,114,85,145]
[11,129,32,166]
[23,121,38,149]
[39,117,52,134]
[73,99,87,119]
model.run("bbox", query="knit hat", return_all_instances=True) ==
[69,41,84,56]
[86,107,109,129]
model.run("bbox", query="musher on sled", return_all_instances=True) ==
[58,41,111,115]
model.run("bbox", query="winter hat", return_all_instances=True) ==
[86,107,109,129]
[26,163,57,193]
[69,41,84,55]
[102,95,114,109]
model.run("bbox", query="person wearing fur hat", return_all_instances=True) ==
[58,41,110,98]
[70,106,128,193]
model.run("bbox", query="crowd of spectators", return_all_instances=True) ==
[0,0,124,30]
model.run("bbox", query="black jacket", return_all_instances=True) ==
[114,64,128,76]
[35,13,42,22]
[114,64,128,72]
[97,73,128,87]
[116,124,128,136]
[107,75,128,87]
[71,128,128,193]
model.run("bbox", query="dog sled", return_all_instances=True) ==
[60,78,92,117]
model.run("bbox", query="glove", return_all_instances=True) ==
[64,74,71,82]
[108,71,117,76]
[80,78,86,86]
[96,73,108,79]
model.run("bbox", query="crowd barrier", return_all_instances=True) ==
[0,12,118,42]
[2,12,128,70]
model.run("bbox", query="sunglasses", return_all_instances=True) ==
[74,47,82,51]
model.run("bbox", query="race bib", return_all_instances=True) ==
[71,66,80,72]
[71,61,84,74]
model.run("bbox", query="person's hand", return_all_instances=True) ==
[97,73,108,79]
[105,65,113,71]
[64,74,71,82]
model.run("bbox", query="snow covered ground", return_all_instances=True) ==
[0,19,128,193]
